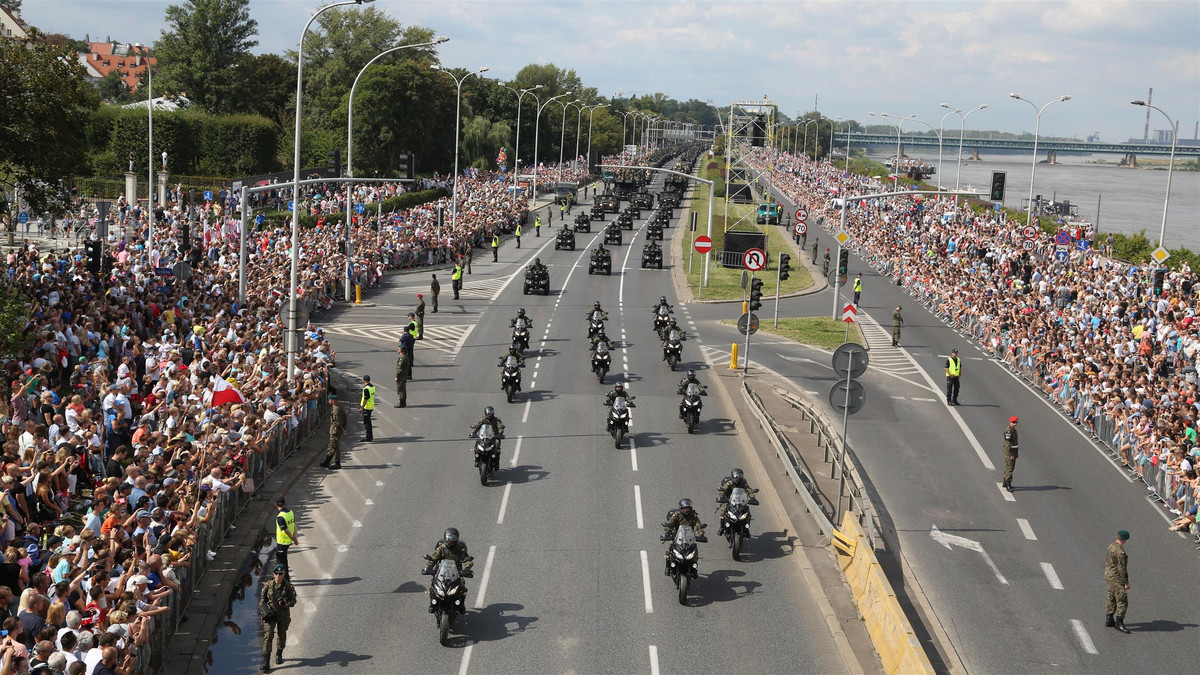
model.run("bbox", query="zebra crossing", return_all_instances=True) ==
[321,323,476,360]
[456,276,511,301]
[856,309,928,383]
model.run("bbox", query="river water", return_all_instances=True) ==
[864,148,1200,251]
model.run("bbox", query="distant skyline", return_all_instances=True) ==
[20,0,1200,143]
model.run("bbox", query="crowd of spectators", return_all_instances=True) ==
[746,148,1200,533]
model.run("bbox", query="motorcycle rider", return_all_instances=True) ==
[499,344,526,389]
[660,317,686,358]
[677,369,707,419]
[528,257,548,275]
[603,382,636,407]
[509,307,532,329]
[662,498,704,574]
[422,528,474,576]
[470,406,506,438]
[716,468,759,534]
[586,300,609,322]
[592,244,610,260]
[652,296,673,315]
[590,326,615,351]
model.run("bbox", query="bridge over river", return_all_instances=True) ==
[834,132,1198,163]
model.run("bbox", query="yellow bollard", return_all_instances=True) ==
[729,342,740,370]
[742,300,749,314]
[355,284,362,304]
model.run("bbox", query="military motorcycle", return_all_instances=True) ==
[592,343,611,384]
[470,425,503,485]
[499,355,522,403]
[587,310,606,340]
[660,524,707,605]
[421,557,473,646]
[717,487,759,560]
[606,395,634,449]
[679,382,706,434]
[663,328,684,370]
[511,318,530,352]
[652,306,673,334]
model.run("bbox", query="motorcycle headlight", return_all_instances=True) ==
[685,550,696,560]
[670,561,676,568]
[430,598,437,605]
[447,584,459,595]
[739,512,749,520]
[671,549,683,559]
[454,599,461,606]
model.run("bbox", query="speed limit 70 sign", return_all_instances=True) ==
[795,222,807,235]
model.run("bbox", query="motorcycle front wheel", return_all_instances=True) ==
[479,457,490,485]
[686,413,696,434]
[677,575,690,605]
[732,533,744,560]
[667,354,678,370]
[505,384,515,404]
[614,428,625,449]
[438,611,452,646]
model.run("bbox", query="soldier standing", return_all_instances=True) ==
[892,306,904,347]
[399,330,415,379]
[360,375,376,442]
[812,238,819,263]
[415,294,426,340]
[321,390,347,470]
[1001,416,1019,491]
[430,274,440,313]
[945,348,962,405]
[1105,530,1131,633]
[822,248,831,276]
[394,348,409,408]
[464,244,473,274]
[259,563,297,673]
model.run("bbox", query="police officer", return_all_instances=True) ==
[716,469,758,534]
[892,306,904,347]
[394,348,408,408]
[1002,416,1019,491]
[360,375,376,442]
[1105,530,1131,633]
[415,294,426,340]
[430,273,440,313]
[491,231,500,262]
[273,496,297,578]
[515,222,522,248]
[662,499,704,573]
[945,348,962,405]
[853,273,863,306]
[451,264,463,300]
[259,563,297,672]
[535,215,542,237]
[405,312,419,343]
[423,528,474,575]
[321,390,347,469]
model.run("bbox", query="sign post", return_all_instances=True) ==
[829,341,869,522]
[693,235,712,299]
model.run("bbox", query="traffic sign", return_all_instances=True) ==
[740,270,749,289]
[1054,249,1070,263]
[203,190,214,201]
[1020,225,1037,239]
[288,201,294,212]
[736,312,760,336]
[1075,239,1090,251]
[796,208,809,221]
[832,342,869,378]
[828,379,866,416]
[842,303,857,323]
[1151,246,1170,264]
[1054,231,1071,246]
[694,235,712,254]
[743,248,766,271]
[155,267,174,277]
[355,203,365,214]
[795,221,807,235]
[16,212,28,224]
[835,231,851,246]
[1021,239,1036,252]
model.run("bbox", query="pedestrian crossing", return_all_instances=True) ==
[321,323,476,360]
[456,276,511,301]
[856,310,923,379]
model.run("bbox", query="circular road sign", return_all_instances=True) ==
[828,379,866,415]
[832,342,869,378]
[694,235,713,254]
[1054,231,1071,246]
[1021,239,1036,252]
[1020,224,1038,239]
[743,248,767,271]
[737,312,760,336]
[795,221,808,235]
[796,208,809,221]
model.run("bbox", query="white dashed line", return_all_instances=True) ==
[496,482,512,524]
[649,645,661,675]
[891,395,907,400]
[1070,619,1098,655]
[508,435,523,467]
[521,399,531,423]
[912,397,937,402]
[997,483,1016,501]
[1041,562,1063,590]
[634,485,644,529]
[1017,518,1037,540]
[639,550,654,614]
[630,437,639,471]
[472,545,497,609]
[458,644,474,675]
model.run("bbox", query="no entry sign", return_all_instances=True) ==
[694,235,712,254]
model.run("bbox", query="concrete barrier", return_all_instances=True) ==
[834,512,934,675]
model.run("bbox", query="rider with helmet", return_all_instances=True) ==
[586,300,609,322]
[663,499,704,573]
[603,382,636,407]
[717,468,759,533]
[422,528,474,575]
[510,307,533,329]
[652,296,673,315]
[676,369,707,418]
[660,317,686,357]
[590,325,615,351]
[470,406,506,438]
[529,258,548,275]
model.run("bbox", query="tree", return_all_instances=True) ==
[96,71,129,102]
[0,30,98,243]
[460,115,513,170]
[236,53,293,127]
[0,1,22,13]
[154,0,258,114]
[0,287,32,362]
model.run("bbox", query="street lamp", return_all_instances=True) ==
[288,0,373,382]
[1131,100,1178,249]
[839,117,851,173]
[531,91,572,205]
[501,83,542,207]
[1010,93,1071,228]
[941,103,987,191]
[345,36,448,300]
[584,103,608,174]
[433,65,490,233]
[828,118,837,162]
[133,43,155,266]
[554,98,579,184]
[570,101,586,174]
[616,110,632,158]
[869,112,916,171]
[894,115,938,183]
[802,119,819,158]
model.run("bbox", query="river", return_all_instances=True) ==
[863,148,1200,251]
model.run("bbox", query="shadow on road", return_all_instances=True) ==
[689,568,762,607]
[736,529,797,562]
[505,465,549,484]
[450,602,538,645]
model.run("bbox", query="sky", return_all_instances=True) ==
[20,0,1200,143]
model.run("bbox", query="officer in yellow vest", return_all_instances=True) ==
[944,348,962,406]
[274,495,297,578]
[535,215,542,237]
[451,264,462,300]
[360,375,376,442]
[853,273,863,306]
[515,223,522,248]
[491,232,500,262]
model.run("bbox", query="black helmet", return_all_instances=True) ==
[678,499,693,514]
[535,258,541,265]
[484,406,494,418]
[593,301,601,308]
[614,382,624,392]
[669,317,678,325]
[517,308,526,317]
[731,468,744,481]
[444,528,459,545]
[687,369,695,378]
[510,343,520,352]
[660,296,667,303]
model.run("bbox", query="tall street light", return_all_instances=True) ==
[802,119,819,158]
[868,112,916,171]
[571,101,586,173]
[554,98,579,184]
[501,83,542,207]
[839,117,851,173]
[433,65,490,233]
[133,43,155,266]
[616,110,632,158]
[828,118,837,162]
[531,91,572,205]
[1131,100,1178,249]
[289,0,373,382]
[1010,93,1071,228]
[584,103,608,174]
[345,36,448,300]
[932,104,960,190]
[942,103,987,191]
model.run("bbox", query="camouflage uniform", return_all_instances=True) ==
[892,307,903,347]
[394,350,409,407]
[470,415,505,438]
[1105,538,1129,628]
[1002,423,1019,489]
[326,401,347,467]
[663,508,704,568]
[716,477,754,527]
[415,296,426,340]
[429,540,473,571]
[259,576,297,669]
[590,335,615,351]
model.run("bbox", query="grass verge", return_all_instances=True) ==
[723,316,864,351]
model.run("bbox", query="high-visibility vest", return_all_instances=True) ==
[407,322,419,339]
[853,278,862,293]
[452,265,462,281]
[360,384,376,411]
[276,509,296,545]
[515,224,522,237]
[947,357,961,377]
[492,235,499,248]
[535,217,542,228]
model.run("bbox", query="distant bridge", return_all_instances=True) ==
[833,132,1198,158]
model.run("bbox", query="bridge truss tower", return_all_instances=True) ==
[723,97,778,234]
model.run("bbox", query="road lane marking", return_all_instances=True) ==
[1017,518,1037,540]
[473,545,497,609]
[911,397,937,402]
[634,485,644,529]
[509,435,523,467]
[639,550,654,613]
[891,395,907,400]
[997,483,1016,501]
[497,482,513,524]
[630,437,639,471]
[521,399,531,424]
[618,219,648,304]
[649,645,660,675]
[1041,562,1063,590]
[457,644,474,675]
[1070,619,1098,654]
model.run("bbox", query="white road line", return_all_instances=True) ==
[1041,562,1064,590]
[997,483,1016,501]
[634,485,644,529]
[496,482,513,524]
[1017,518,1037,540]
[891,395,907,400]
[509,435,523,467]
[473,545,497,609]
[521,399,531,424]
[639,550,654,613]
[1070,619,1098,655]
[618,219,648,304]
[912,397,937,402]
[630,437,639,471]
[457,644,474,675]
[649,645,661,675]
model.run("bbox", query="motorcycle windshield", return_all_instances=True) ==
[514,318,527,329]
[435,560,460,585]
[478,426,495,442]
[657,307,670,317]
[685,383,701,397]
[669,329,682,342]
[674,525,698,547]
[729,487,749,508]
[595,343,609,356]
[505,356,520,368]
[591,311,604,321]
[612,396,628,412]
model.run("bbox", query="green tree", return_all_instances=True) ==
[0,287,32,362]
[460,115,513,170]
[154,0,258,114]
[96,71,128,102]
[236,53,293,127]
[0,30,98,243]
[0,1,22,12]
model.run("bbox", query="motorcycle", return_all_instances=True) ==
[471,426,503,485]
[652,306,672,334]
[663,328,684,370]
[660,524,707,605]
[587,310,606,340]
[500,355,522,403]
[717,487,759,560]
[511,319,530,352]
[592,343,611,384]
[421,557,473,646]
[679,382,706,433]
[606,395,634,449]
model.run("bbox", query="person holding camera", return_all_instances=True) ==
[258,563,296,673]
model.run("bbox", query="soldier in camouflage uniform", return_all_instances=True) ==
[1002,416,1019,492]
[892,306,904,347]
[415,294,426,340]
[1105,530,1131,633]
[662,499,704,574]
[716,469,758,534]
[470,407,505,438]
[259,563,297,672]
[423,528,474,574]
[590,326,615,351]
[393,348,409,408]
[321,390,347,470]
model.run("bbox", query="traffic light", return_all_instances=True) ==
[179,220,191,253]
[838,250,849,276]
[85,240,100,274]
[328,148,342,176]
[1153,269,1165,296]
[779,254,791,281]
[990,171,1007,202]
[749,277,764,311]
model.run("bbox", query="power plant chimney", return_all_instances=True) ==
[1143,87,1152,141]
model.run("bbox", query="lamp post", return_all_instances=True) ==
[345,36,448,300]
[584,103,608,174]
[869,112,916,172]
[133,43,155,266]
[1010,93,1071,228]
[288,0,372,382]
[531,91,572,206]
[554,98,579,184]
[893,115,938,183]
[802,119,819,158]
[828,118,836,162]
[571,101,586,173]
[841,117,851,173]
[432,65,489,235]
[942,103,987,191]
[501,83,542,207]
[932,104,959,191]
[1131,100,1178,249]
[616,110,632,159]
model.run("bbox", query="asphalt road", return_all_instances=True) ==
[679,164,1200,673]
[239,175,854,674]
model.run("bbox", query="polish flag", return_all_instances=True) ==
[210,377,247,407]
